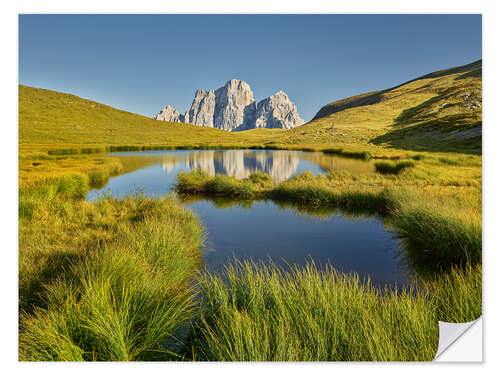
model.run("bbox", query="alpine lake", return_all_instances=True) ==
[87,149,414,288]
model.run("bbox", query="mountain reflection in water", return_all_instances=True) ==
[88,150,375,200]
[86,150,413,287]
[161,150,299,183]
[159,150,373,183]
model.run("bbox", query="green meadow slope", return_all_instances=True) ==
[284,60,482,153]
[20,59,481,154]
[19,85,240,149]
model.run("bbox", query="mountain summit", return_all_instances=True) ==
[154,79,304,131]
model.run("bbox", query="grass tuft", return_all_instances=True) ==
[389,190,481,267]
[187,260,440,361]
[375,161,415,174]
[322,148,371,160]
[410,154,426,161]
[19,177,204,360]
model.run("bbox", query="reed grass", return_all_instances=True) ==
[439,156,482,167]
[426,263,482,323]
[389,191,482,267]
[410,154,426,161]
[187,260,441,361]
[19,174,89,220]
[322,148,371,160]
[187,259,481,361]
[19,178,204,360]
[375,161,415,174]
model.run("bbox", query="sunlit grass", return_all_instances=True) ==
[375,161,415,174]
[19,180,204,360]
[186,260,481,361]
[322,148,371,160]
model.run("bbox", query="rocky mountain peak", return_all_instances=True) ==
[272,90,288,98]
[185,90,216,127]
[254,91,304,130]
[155,79,304,131]
[214,79,255,131]
[194,89,213,97]
[154,105,184,123]
[225,79,251,90]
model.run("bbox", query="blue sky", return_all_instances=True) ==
[19,14,481,122]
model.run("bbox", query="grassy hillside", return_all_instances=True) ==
[285,60,482,153]
[19,85,239,149]
[20,60,481,155]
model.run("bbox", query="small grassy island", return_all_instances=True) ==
[19,60,482,361]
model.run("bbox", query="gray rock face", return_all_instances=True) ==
[155,79,304,131]
[184,90,216,127]
[214,79,256,131]
[154,105,184,123]
[254,91,304,130]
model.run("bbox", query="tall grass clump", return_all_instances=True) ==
[176,170,269,199]
[87,160,122,187]
[188,260,438,361]
[248,144,282,150]
[439,157,460,166]
[271,184,385,213]
[438,156,482,167]
[87,161,123,188]
[54,174,89,197]
[205,175,255,199]
[19,173,89,220]
[175,169,212,194]
[19,186,205,361]
[410,154,426,161]
[426,263,482,322]
[20,243,198,361]
[87,169,107,187]
[272,172,388,213]
[47,148,79,155]
[176,171,388,213]
[375,161,415,174]
[388,189,481,267]
[322,148,371,161]
[245,171,274,188]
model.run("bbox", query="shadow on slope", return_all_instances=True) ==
[312,60,482,122]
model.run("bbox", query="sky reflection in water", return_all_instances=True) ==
[87,150,411,287]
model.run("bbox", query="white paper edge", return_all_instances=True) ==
[433,316,483,362]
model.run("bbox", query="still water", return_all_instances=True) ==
[88,150,411,286]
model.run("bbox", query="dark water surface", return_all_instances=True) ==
[87,150,411,287]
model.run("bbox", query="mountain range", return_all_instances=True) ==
[154,79,304,131]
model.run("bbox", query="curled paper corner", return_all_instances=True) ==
[434,317,482,362]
